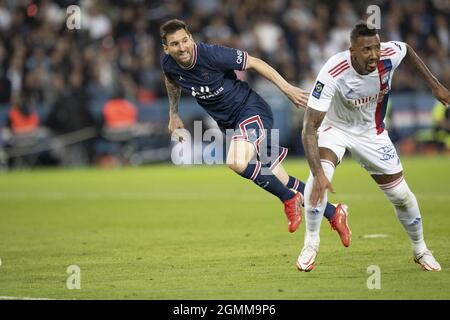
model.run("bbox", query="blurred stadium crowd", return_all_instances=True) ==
[0,0,449,168]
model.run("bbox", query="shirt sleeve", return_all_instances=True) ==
[160,55,174,82]
[382,41,407,70]
[163,71,174,82]
[307,63,337,112]
[207,44,248,72]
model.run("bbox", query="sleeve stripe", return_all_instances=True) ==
[242,51,248,70]
[328,60,347,73]
[330,64,349,77]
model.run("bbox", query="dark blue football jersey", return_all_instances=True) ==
[161,42,254,129]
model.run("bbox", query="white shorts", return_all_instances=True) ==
[317,125,403,175]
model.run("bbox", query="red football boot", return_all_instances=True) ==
[329,203,351,247]
[283,191,303,233]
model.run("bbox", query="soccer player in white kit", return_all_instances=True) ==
[297,22,449,272]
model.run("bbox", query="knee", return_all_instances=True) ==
[226,142,253,174]
[227,160,248,174]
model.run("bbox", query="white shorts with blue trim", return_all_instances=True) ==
[317,124,403,175]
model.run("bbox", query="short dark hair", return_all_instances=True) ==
[350,22,378,44]
[160,19,190,45]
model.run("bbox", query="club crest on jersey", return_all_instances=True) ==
[201,72,210,81]
[312,81,325,99]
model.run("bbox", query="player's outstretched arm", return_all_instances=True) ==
[302,107,335,207]
[164,76,185,142]
[245,55,309,108]
[404,44,449,107]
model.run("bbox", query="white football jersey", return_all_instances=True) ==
[307,41,407,135]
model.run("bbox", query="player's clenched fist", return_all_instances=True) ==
[168,113,185,142]
[432,84,449,107]
[310,173,335,208]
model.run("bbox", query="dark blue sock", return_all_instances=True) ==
[287,176,336,220]
[240,161,294,202]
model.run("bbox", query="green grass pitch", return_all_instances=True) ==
[0,157,449,299]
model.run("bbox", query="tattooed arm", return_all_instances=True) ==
[164,76,185,141]
[165,75,181,116]
[404,44,449,106]
[302,107,335,206]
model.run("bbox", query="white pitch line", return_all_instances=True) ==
[363,234,390,238]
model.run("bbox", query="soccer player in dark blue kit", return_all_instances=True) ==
[160,19,351,245]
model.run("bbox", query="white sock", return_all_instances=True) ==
[380,177,427,255]
[304,160,335,247]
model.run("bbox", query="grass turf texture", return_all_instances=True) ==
[0,156,449,299]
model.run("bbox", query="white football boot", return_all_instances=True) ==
[296,243,319,272]
[414,250,441,271]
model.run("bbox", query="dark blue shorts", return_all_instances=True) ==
[226,92,288,169]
